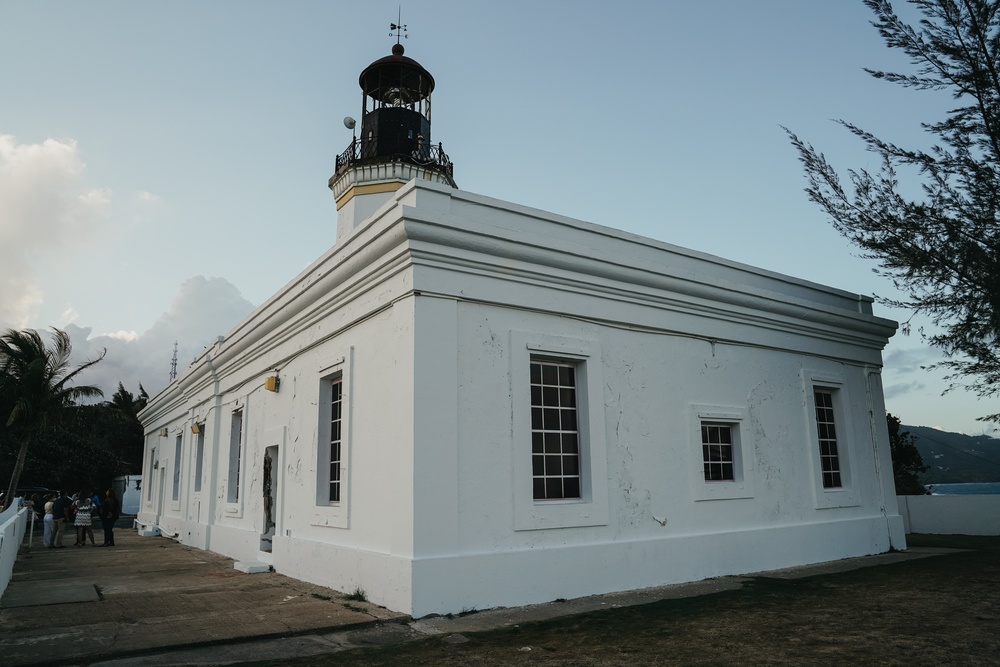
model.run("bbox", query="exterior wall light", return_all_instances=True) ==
[264,375,280,393]
[191,423,201,434]
[158,427,169,437]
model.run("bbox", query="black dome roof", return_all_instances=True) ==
[359,44,435,103]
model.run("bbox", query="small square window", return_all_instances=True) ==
[689,405,754,501]
[701,423,735,482]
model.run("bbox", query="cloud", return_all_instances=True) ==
[883,380,927,400]
[0,135,111,329]
[883,347,941,374]
[137,191,162,204]
[67,276,255,400]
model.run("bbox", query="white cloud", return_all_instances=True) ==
[137,190,162,204]
[0,135,111,329]
[103,330,139,342]
[67,276,255,399]
[56,307,79,327]
[78,188,112,208]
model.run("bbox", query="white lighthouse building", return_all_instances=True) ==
[138,41,904,617]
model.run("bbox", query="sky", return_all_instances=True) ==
[1,1,996,435]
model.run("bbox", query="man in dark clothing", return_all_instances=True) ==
[51,491,70,548]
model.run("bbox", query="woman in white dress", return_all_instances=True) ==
[74,491,96,546]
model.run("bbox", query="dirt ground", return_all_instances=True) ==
[243,534,1000,667]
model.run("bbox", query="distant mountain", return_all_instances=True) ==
[902,424,1000,484]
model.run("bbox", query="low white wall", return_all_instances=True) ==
[0,506,27,598]
[896,495,1000,536]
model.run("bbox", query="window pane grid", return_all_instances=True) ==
[814,390,842,488]
[329,379,343,503]
[531,359,581,500]
[701,423,735,481]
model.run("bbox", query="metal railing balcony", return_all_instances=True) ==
[334,138,455,185]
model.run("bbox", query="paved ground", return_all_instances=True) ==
[0,523,959,667]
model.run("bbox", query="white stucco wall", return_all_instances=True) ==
[896,495,1000,535]
[138,179,901,617]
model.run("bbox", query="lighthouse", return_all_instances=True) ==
[330,41,456,242]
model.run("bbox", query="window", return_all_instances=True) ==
[530,358,581,500]
[146,444,154,502]
[172,434,182,501]
[328,377,344,503]
[702,423,735,482]
[511,332,609,531]
[688,405,754,501]
[193,426,205,493]
[802,370,858,509]
[228,410,243,503]
[314,352,352,529]
[814,389,842,488]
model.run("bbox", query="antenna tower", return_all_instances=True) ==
[169,341,178,382]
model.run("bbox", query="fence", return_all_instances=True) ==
[0,504,27,598]
[896,494,1000,536]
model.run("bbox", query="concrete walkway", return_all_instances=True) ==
[0,526,957,667]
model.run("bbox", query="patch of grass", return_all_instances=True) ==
[310,593,331,601]
[343,603,366,613]
[228,537,1000,667]
[345,587,367,602]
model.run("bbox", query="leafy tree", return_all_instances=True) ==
[787,0,1000,420]
[102,382,149,478]
[887,413,929,493]
[0,328,105,509]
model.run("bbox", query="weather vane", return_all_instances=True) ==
[390,7,407,44]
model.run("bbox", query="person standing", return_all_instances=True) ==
[22,493,38,537]
[51,491,69,548]
[42,494,55,547]
[99,488,120,546]
[74,491,95,546]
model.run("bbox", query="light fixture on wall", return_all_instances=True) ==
[191,423,201,434]
[264,374,280,393]
[158,427,168,437]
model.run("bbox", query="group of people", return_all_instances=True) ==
[24,489,121,548]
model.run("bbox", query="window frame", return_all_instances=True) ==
[313,350,353,529]
[171,433,182,504]
[530,357,583,501]
[802,370,859,509]
[226,407,244,507]
[193,425,205,493]
[146,438,155,504]
[511,332,609,531]
[688,404,755,501]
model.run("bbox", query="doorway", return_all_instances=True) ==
[260,446,277,553]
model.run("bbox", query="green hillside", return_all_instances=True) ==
[903,424,1000,484]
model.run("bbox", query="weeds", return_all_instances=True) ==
[345,587,367,602]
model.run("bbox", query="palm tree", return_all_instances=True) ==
[0,328,105,509]
[106,382,148,415]
[101,382,149,476]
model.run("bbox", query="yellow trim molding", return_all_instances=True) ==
[335,181,405,210]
